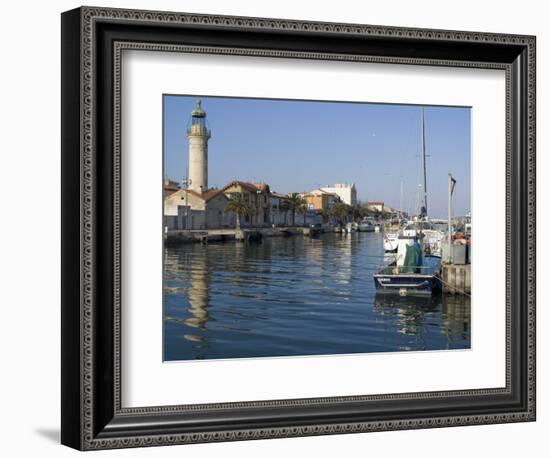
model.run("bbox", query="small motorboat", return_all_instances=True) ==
[374,236,442,296]
[358,219,375,232]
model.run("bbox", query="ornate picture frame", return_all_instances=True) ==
[61,6,536,450]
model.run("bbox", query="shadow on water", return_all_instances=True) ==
[163,232,471,360]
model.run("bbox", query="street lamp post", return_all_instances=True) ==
[256,189,262,227]
[181,172,192,231]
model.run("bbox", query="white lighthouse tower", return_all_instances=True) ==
[187,100,211,193]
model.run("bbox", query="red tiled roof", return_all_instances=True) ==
[164,178,179,192]
[252,182,269,192]
[202,189,227,202]
[169,188,227,203]
[222,180,270,193]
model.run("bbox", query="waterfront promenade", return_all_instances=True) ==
[164,226,317,244]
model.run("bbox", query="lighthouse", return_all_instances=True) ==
[187,100,211,193]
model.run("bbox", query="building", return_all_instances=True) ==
[320,183,357,206]
[366,201,385,213]
[222,181,271,227]
[303,210,323,226]
[164,178,180,198]
[270,192,291,226]
[381,205,402,219]
[164,188,234,230]
[303,189,340,211]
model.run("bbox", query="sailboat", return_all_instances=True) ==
[374,107,442,296]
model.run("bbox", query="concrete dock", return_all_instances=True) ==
[441,263,471,295]
[164,227,309,245]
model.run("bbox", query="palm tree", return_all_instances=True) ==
[321,207,330,224]
[287,193,306,227]
[350,204,365,221]
[331,202,351,226]
[224,193,253,230]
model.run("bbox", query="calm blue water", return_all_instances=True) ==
[163,232,470,361]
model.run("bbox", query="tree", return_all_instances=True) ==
[224,193,253,230]
[287,193,306,226]
[350,204,365,221]
[321,207,330,224]
[331,202,351,225]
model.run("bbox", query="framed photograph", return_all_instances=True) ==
[61,6,536,450]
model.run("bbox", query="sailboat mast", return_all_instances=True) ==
[420,107,428,218]
[399,177,403,219]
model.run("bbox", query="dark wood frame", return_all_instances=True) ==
[61,6,536,450]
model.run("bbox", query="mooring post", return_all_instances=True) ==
[447,173,456,264]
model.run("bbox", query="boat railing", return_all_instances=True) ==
[376,263,441,275]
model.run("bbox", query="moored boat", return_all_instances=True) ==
[374,235,442,296]
[358,219,375,232]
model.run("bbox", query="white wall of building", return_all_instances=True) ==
[321,183,357,206]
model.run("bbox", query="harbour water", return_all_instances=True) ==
[163,232,471,361]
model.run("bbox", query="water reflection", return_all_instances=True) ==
[163,232,471,361]
[373,293,470,351]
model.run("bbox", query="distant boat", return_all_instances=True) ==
[345,222,358,233]
[358,219,375,232]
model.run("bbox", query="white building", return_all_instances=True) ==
[320,183,357,206]
[270,193,291,226]
[366,201,384,213]
[164,189,234,230]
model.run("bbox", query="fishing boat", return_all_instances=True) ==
[374,236,442,296]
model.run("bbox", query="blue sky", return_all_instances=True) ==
[164,95,471,218]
